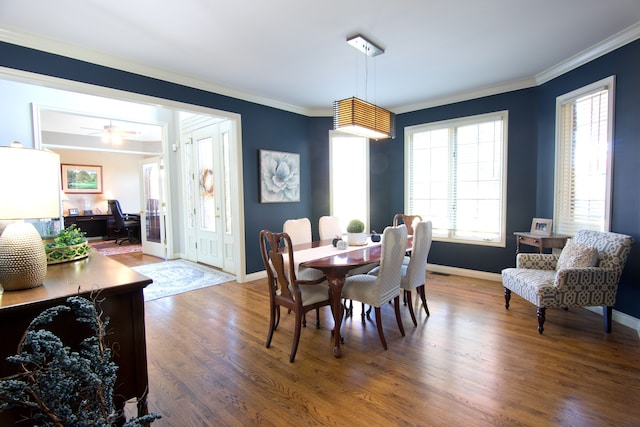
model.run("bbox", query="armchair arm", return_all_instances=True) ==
[516,253,558,270]
[554,267,621,291]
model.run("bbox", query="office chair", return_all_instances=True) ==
[108,199,140,245]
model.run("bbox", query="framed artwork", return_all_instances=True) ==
[68,208,79,216]
[61,164,103,194]
[260,150,300,203]
[530,218,553,236]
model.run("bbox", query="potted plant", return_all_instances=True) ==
[346,219,367,246]
[44,224,91,264]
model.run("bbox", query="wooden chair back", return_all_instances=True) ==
[393,214,423,235]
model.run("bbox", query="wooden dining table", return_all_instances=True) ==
[293,236,412,358]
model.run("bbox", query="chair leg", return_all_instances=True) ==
[504,288,511,309]
[265,303,277,348]
[603,306,613,333]
[405,290,417,327]
[373,306,387,350]
[289,312,303,363]
[394,295,405,337]
[537,307,546,334]
[315,307,321,329]
[418,285,430,317]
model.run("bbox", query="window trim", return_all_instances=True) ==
[404,110,509,247]
[553,75,615,235]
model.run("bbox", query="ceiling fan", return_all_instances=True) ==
[81,120,139,144]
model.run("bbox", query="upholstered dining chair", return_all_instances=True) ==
[318,215,342,241]
[283,218,312,246]
[393,214,423,236]
[341,225,408,350]
[400,221,433,326]
[502,229,633,334]
[259,229,332,362]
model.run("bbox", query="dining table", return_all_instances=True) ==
[291,235,412,358]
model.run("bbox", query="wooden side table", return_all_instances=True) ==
[514,231,570,254]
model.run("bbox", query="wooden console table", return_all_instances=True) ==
[514,231,570,253]
[0,253,152,422]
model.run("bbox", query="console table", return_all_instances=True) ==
[514,231,570,254]
[0,253,152,422]
[64,214,134,240]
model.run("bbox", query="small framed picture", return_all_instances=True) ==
[68,208,79,216]
[530,218,553,236]
[83,209,93,216]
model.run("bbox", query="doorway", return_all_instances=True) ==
[180,115,236,273]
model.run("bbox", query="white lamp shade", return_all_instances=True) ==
[0,145,61,220]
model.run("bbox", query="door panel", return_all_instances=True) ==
[140,157,166,258]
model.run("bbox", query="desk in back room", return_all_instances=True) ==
[0,252,152,422]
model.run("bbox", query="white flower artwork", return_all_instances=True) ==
[260,149,300,203]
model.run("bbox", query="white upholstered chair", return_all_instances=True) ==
[341,225,408,350]
[401,221,433,326]
[501,229,633,334]
[318,215,342,241]
[283,218,312,246]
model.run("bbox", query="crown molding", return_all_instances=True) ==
[536,21,640,85]
[0,27,310,116]
[2,22,640,118]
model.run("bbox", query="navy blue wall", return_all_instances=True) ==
[536,39,640,317]
[2,39,639,317]
[0,42,313,275]
[385,89,539,273]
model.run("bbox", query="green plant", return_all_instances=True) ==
[346,219,365,233]
[45,224,87,248]
[0,296,160,426]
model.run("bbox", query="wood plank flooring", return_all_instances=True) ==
[110,253,640,426]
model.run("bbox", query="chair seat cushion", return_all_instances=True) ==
[298,283,330,306]
[502,268,558,307]
[557,239,598,271]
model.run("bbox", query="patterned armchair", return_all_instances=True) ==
[501,230,633,334]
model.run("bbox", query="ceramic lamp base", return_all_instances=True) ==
[0,222,47,291]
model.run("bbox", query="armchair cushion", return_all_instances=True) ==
[556,239,598,271]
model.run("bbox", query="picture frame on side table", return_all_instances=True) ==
[530,218,553,236]
[61,164,103,194]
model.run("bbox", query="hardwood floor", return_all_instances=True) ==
[110,253,640,426]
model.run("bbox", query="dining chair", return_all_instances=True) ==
[318,215,342,240]
[393,214,423,236]
[259,229,332,362]
[400,221,433,326]
[283,218,312,246]
[341,225,408,350]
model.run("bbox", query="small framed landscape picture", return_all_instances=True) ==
[61,164,103,194]
[68,208,79,216]
[530,218,553,236]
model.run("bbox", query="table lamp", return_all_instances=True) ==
[0,142,61,291]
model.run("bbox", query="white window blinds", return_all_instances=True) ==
[406,111,508,246]
[554,76,614,236]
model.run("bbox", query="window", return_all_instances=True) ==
[554,76,614,235]
[405,111,508,246]
[329,132,369,232]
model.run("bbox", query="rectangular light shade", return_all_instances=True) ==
[0,145,61,220]
[333,97,396,140]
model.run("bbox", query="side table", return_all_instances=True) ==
[514,231,570,254]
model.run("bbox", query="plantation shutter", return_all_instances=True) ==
[406,111,506,245]
[555,85,611,236]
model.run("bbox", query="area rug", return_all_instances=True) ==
[89,241,142,256]
[131,259,236,301]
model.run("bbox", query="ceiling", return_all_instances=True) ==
[1,1,640,116]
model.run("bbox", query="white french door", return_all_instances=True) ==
[140,156,167,258]
[182,119,235,273]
